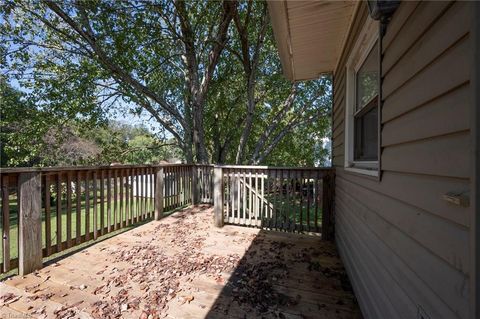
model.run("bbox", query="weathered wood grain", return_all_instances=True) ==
[155,167,164,220]
[213,167,224,227]
[18,172,42,275]
[1,175,10,272]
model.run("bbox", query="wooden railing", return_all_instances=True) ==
[195,165,214,204]
[0,164,334,276]
[0,164,211,276]
[213,166,335,239]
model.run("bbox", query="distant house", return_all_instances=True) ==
[268,1,479,319]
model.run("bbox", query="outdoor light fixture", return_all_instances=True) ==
[367,0,400,22]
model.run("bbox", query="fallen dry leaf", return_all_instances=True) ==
[0,293,21,305]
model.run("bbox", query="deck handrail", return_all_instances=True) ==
[0,163,334,276]
[0,163,195,174]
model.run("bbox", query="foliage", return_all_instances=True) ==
[0,77,60,166]
[0,82,182,166]
[1,0,332,167]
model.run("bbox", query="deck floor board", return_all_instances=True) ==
[0,205,361,318]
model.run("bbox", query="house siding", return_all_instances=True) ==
[332,1,474,318]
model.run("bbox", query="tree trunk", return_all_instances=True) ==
[235,74,256,164]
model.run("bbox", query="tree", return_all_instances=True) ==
[0,77,46,166]
[206,1,331,165]
[1,0,332,166]
[0,80,181,167]
[1,0,236,163]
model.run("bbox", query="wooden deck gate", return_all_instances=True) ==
[216,166,335,238]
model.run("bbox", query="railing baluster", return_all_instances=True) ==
[93,171,98,240]
[107,170,112,232]
[225,169,230,223]
[280,169,285,230]
[173,168,175,208]
[174,167,180,208]
[139,168,143,217]
[248,171,252,226]
[176,167,180,208]
[76,172,81,244]
[85,171,90,241]
[201,167,204,202]
[146,167,149,217]
[165,168,168,211]
[234,170,238,224]
[241,169,245,225]
[315,170,320,233]
[119,169,125,228]
[56,172,62,252]
[129,169,135,224]
[276,170,280,230]
[135,168,139,222]
[141,167,144,218]
[259,171,263,227]
[146,167,150,216]
[150,167,154,216]
[146,167,149,216]
[298,170,302,231]
[44,174,52,257]
[185,166,189,204]
[66,172,72,248]
[185,166,189,205]
[169,168,173,209]
[100,170,105,235]
[253,170,258,225]
[307,171,311,231]
[114,169,118,229]
[143,167,150,219]
[293,170,298,231]
[286,169,291,230]
[182,166,186,206]
[125,169,130,226]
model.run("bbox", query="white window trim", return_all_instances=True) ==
[344,16,380,177]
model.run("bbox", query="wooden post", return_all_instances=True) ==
[155,167,164,220]
[2,174,11,272]
[192,165,199,205]
[321,171,335,241]
[18,172,42,275]
[213,166,224,227]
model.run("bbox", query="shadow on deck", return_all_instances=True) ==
[0,206,361,319]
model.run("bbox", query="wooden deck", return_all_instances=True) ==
[0,205,361,319]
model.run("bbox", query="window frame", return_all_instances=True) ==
[344,16,380,177]
[353,94,379,161]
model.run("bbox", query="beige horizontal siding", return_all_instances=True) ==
[382,33,470,122]
[382,83,470,147]
[340,170,470,227]
[337,175,469,274]
[382,1,452,74]
[382,1,470,96]
[336,185,468,318]
[381,1,419,51]
[332,1,473,318]
[382,131,470,179]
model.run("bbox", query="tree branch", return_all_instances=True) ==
[43,0,185,127]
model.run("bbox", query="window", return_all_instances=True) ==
[344,17,379,176]
[354,40,379,162]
